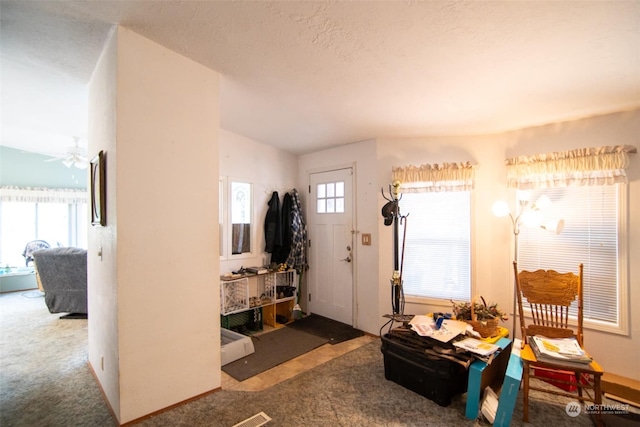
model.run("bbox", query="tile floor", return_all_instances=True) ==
[221,331,377,391]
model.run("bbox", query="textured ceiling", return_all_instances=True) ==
[1,1,639,157]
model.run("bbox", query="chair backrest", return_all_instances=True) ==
[22,240,51,266]
[513,261,584,347]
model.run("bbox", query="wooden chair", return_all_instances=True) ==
[513,261,604,424]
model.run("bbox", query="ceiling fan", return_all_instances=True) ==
[45,137,88,169]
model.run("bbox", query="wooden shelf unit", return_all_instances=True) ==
[221,270,297,330]
[263,297,296,328]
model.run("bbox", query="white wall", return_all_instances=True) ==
[219,129,298,275]
[88,27,220,424]
[87,26,120,417]
[298,140,379,330]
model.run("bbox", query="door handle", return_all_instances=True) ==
[341,256,352,263]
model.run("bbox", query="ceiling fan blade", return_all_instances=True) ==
[43,137,88,169]
[45,153,69,162]
[75,160,88,169]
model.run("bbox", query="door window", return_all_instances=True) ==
[316,181,345,214]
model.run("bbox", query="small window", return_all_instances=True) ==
[0,201,87,267]
[399,191,472,301]
[518,184,626,333]
[231,181,252,255]
[316,181,345,214]
[219,178,254,260]
[219,178,225,258]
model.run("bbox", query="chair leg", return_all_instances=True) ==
[523,361,530,422]
[593,375,604,427]
[575,371,583,399]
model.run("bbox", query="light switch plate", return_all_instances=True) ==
[362,233,371,246]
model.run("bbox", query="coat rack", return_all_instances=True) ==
[381,181,412,323]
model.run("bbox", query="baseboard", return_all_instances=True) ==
[606,394,640,409]
[602,373,640,406]
[87,360,118,425]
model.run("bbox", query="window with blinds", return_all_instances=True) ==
[0,201,87,267]
[399,191,471,301]
[517,184,624,329]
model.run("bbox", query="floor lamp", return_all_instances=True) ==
[492,195,564,340]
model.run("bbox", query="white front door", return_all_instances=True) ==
[308,167,354,325]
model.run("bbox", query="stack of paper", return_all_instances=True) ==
[453,337,501,357]
[529,335,592,367]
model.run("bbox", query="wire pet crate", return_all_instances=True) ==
[221,277,249,315]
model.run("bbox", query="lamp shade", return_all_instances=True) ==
[522,210,542,227]
[492,201,510,217]
[534,195,552,210]
[541,219,565,234]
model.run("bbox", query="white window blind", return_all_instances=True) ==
[399,191,471,301]
[518,184,620,324]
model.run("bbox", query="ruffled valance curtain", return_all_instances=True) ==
[0,186,87,204]
[391,162,476,193]
[506,145,637,190]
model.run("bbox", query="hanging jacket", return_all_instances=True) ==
[275,192,293,264]
[286,189,308,272]
[264,191,281,254]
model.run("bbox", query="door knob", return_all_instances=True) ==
[341,256,352,263]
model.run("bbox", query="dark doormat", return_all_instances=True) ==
[286,314,364,345]
[222,327,328,381]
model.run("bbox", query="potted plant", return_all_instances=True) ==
[451,296,508,338]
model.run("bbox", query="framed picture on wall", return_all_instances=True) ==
[90,150,106,226]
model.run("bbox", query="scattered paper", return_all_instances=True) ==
[409,315,467,342]
[408,315,435,336]
[453,337,501,357]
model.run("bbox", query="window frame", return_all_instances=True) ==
[219,177,256,261]
[400,190,474,305]
[315,181,345,214]
[517,184,629,336]
[219,177,226,260]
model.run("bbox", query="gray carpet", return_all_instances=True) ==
[0,290,627,426]
[222,327,328,381]
[0,291,113,427]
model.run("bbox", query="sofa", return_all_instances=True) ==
[32,247,88,317]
